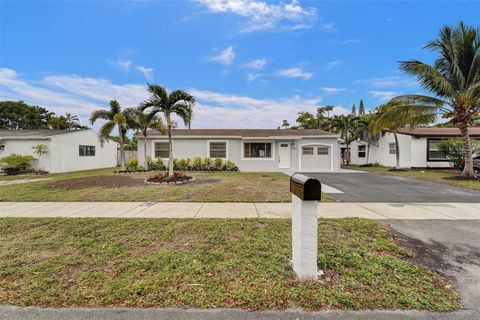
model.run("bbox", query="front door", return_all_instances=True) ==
[278,142,291,169]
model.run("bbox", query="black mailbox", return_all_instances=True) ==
[290,173,321,201]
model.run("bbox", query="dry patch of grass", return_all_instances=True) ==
[0,218,459,311]
[345,165,480,191]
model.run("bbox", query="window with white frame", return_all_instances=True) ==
[389,143,396,155]
[317,146,329,155]
[79,145,95,156]
[154,142,170,158]
[209,141,227,158]
[244,142,272,158]
[358,145,366,158]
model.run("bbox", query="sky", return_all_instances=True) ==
[0,0,479,130]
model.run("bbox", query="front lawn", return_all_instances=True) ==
[345,165,480,191]
[0,168,335,202]
[0,218,459,311]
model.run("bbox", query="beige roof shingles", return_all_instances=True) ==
[143,128,337,138]
[396,127,480,137]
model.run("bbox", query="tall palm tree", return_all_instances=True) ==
[90,100,131,171]
[140,84,195,176]
[391,21,480,177]
[125,107,165,168]
[330,114,359,164]
[356,113,377,164]
[371,102,437,169]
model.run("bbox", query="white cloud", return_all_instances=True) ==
[339,38,361,45]
[208,46,235,65]
[196,0,317,32]
[245,58,267,70]
[369,90,399,102]
[276,67,313,80]
[357,76,417,88]
[322,59,343,71]
[0,67,349,130]
[246,73,261,81]
[107,58,132,71]
[320,87,346,94]
[136,66,155,81]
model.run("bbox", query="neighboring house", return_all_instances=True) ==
[0,130,118,173]
[350,127,480,168]
[137,129,341,172]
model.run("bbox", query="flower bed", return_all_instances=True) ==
[145,172,194,185]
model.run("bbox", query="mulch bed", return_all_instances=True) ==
[47,175,145,190]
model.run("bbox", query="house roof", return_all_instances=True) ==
[0,129,87,140]
[396,127,480,137]
[143,128,337,138]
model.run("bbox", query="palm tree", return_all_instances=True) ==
[371,102,437,169]
[356,113,377,164]
[140,84,195,176]
[330,114,359,164]
[391,21,480,177]
[90,100,131,171]
[125,107,165,168]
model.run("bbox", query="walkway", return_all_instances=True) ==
[1,202,479,219]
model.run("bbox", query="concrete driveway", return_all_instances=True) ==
[307,173,480,203]
[384,219,480,315]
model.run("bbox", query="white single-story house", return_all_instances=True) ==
[0,130,118,173]
[350,127,480,168]
[137,129,342,172]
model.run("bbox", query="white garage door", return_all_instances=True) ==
[300,145,331,172]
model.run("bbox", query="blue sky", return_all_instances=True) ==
[1,0,479,129]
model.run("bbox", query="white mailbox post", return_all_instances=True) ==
[290,173,321,280]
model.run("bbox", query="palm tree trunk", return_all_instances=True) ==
[393,131,400,169]
[167,115,174,177]
[346,143,351,165]
[118,127,126,171]
[143,131,148,169]
[366,143,370,164]
[458,122,474,177]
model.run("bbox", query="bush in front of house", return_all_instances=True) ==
[0,154,36,175]
[203,157,212,170]
[147,156,166,171]
[214,158,223,171]
[223,160,238,171]
[126,157,140,171]
[192,157,202,171]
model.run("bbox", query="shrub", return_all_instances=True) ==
[178,159,188,171]
[126,157,139,171]
[214,158,223,170]
[147,156,166,171]
[203,157,212,170]
[439,138,480,169]
[0,154,35,175]
[192,157,202,171]
[173,158,179,170]
[224,160,238,171]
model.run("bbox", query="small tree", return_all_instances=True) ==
[32,144,48,171]
[358,99,365,116]
[439,138,480,169]
[281,119,290,129]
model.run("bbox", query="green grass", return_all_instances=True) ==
[0,168,334,202]
[0,218,459,311]
[345,164,480,191]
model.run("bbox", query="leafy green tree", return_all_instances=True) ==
[391,21,480,177]
[0,101,54,129]
[281,120,290,129]
[330,114,360,164]
[359,99,366,116]
[295,106,334,131]
[356,113,377,163]
[140,84,195,176]
[371,102,436,169]
[439,138,480,169]
[90,100,133,170]
[351,103,356,116]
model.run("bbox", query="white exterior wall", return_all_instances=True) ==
[0,131,118,173]
[138,136,341,172]
[0,139,53,172]
[350,133,458,168]
[49,131,118,173]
